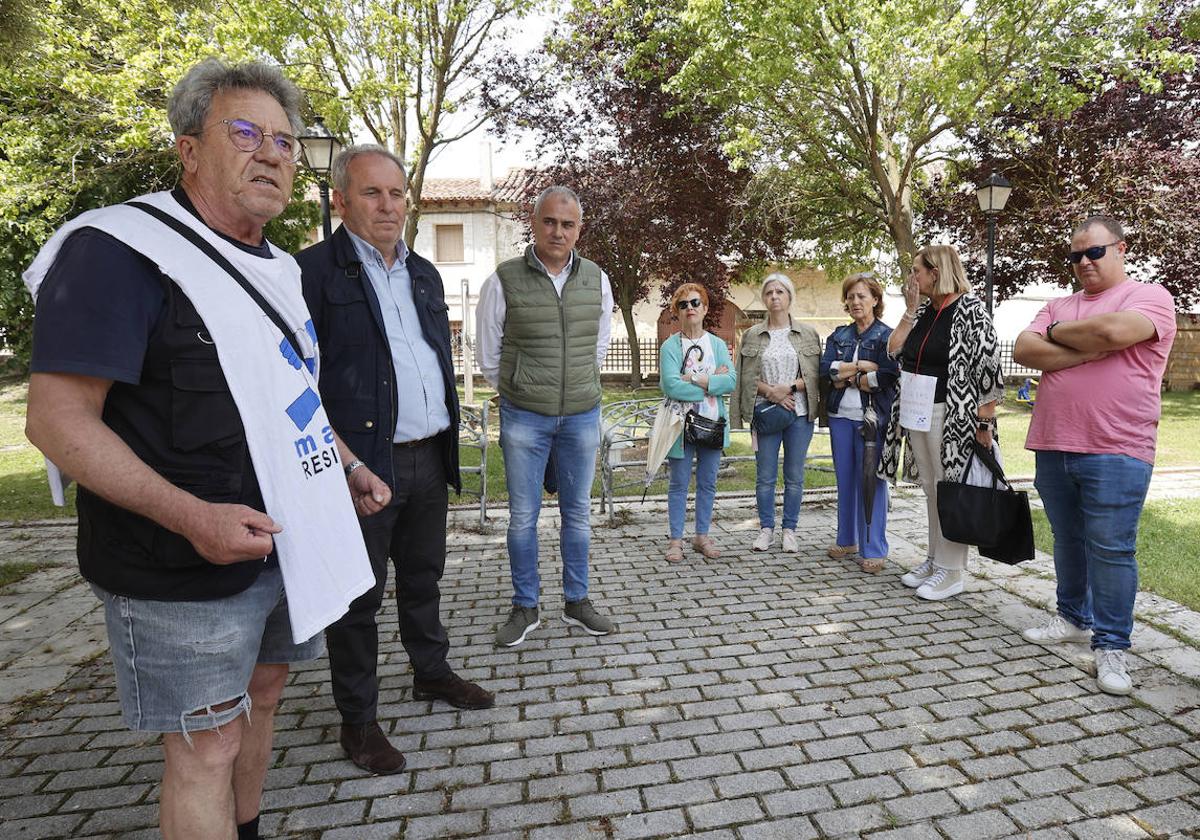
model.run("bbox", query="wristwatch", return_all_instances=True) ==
[789,383,799,394]
[689,373,699,384]
[344,459,365,478]
[1046,320,1061,344]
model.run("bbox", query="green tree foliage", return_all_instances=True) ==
[922,3,1199,311]
[238,0,541,244]
[665,0,1188,277]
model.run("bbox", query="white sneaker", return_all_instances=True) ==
[1095,649,1133,696]
[781,529,799,553]
[1022,614,1091,645]
[915,567,964,601]
[900,558,937,589]
[752,528,774,552]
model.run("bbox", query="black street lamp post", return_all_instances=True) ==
[975,172,1012,316]
[298,117,344,240]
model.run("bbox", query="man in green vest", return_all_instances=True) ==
[475,186,616,646]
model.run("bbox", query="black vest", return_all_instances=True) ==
[79,267,268,601]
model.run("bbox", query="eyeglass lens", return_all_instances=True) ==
[224,119,301,162]
[1068,241,1120,264]
[675,298,702,310]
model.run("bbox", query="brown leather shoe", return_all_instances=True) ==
[412,672,496,710]
[339,722,406,775]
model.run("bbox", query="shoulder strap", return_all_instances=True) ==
[128,201,304,362]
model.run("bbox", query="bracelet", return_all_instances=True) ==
[975,416,996,430]
[344,459,365,478]
[901,310,917,323]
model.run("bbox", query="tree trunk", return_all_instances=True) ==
[621,302,641,388]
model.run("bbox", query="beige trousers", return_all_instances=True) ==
[905,402,969,571]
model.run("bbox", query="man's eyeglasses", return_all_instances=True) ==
[214,118,302,163]
[675,298,703,311]
[1068,241,1122,264]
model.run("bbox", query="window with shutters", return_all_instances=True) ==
[435,224,465,263]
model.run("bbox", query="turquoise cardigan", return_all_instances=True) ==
[659,331,737,458]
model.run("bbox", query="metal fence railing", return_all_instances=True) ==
[599,338,1037,379]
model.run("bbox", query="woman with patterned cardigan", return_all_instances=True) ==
[880,245,1004,602]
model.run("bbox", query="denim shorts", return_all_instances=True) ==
[92,563,323,735]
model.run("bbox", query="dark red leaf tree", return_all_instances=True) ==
[921,4,1200,313]
[484,1,784,385]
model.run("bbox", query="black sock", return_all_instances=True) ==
[237,816,260,840]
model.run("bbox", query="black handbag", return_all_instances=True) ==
[936,442,1034,564]
[684,410,725,450]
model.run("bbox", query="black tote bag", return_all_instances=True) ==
[936,441,1034,564]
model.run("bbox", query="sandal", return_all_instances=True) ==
[692,535,722,559]
[827,544,857,560]
[665,540,685,564]
[857,557,886,574]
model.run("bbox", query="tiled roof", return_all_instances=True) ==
[420,167,531,206]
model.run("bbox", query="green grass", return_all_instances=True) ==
[0,559,55,590]
[1032,497,1200,612]
[998,391,1200,478]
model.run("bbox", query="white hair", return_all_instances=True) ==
[760,272,795,304]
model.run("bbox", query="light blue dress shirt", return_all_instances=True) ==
[347,230,451,443]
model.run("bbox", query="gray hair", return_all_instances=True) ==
[168,58,304,138]
[760,272,795,304]
[331,145,407,194]
[533,185,583,218]
[1073,215,1125,241]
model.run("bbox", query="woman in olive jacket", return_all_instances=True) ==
[730,273,822,554]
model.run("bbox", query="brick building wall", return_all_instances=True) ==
[1166,314,1200,391]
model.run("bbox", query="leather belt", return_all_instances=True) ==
[394,434,439,449]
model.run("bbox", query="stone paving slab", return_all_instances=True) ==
[2,487,1199,839]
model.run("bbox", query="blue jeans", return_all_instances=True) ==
[1034,450,1153,650]
[755,416,815,530]
[667,442,722,539]
[499,398,600,608]
[829,416,889,558]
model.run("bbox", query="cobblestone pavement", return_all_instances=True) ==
[2,482,1200,839]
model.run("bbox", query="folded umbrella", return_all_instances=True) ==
[642,399,685,501]
[861,398,879,525]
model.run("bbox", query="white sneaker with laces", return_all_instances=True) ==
[900,558,937,589]
[752,528,774,552]
[915,566,964,601]
[781,529,799,553]
[1022,614,1091,645]
[1095,648,1133,696]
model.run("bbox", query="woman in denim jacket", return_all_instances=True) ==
[821,273,899,573]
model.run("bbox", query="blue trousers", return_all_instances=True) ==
[829,415,889,558]
[499,398,600,608]
[1034,450,1152,650]
[754,416,815,530]
[667,442,721,539]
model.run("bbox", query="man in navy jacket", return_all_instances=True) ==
[297,145,493,775]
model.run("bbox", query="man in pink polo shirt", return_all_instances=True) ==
[1013,216,1176,697]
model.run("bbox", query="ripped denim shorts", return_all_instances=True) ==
[91,563,323,736]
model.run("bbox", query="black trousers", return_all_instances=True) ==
[325,438,451,725]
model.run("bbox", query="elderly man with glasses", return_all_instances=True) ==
[1014,215,1177,697]
[24,59,380,839]
[475,185,616,647]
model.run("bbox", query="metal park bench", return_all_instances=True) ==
[457,401,490,525]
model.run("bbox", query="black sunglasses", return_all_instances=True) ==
[1068,241,1122,264]
[675,298,703,311]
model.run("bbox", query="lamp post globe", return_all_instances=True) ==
[299,117,344,240]
[975,172,1012,316]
